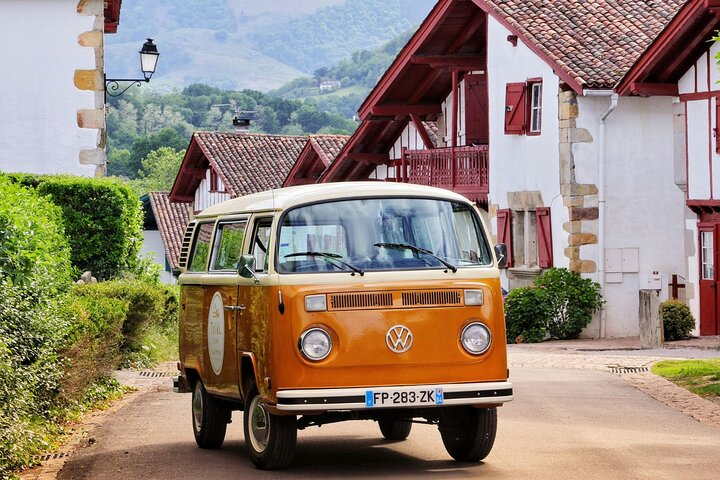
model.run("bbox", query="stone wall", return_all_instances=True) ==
[75,0,106,176]
[558,91,597,274]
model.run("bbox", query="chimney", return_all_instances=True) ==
[232,116,251,134]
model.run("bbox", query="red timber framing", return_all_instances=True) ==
[170,134,232,203]
[617,0,720,96]
[320,0,492,203]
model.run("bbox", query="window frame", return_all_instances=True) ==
[187,221,216,273]
[209,218,249,273]
[526,78,543,136]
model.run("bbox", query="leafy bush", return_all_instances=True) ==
[72,279,179,361]
[534,268,603,340]
[7,174,143,280]
[504,287,552,343]
[660,300,695,341]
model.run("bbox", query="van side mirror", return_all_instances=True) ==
[494,244,507,268]
[238,254,259,283]
[171,267,181,278]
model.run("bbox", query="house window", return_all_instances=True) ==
[702,231,714,280]
[504,78,542,136]
[527,79,542,135]
[496,207,552,269]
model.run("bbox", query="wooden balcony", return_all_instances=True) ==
[395,145,489,204]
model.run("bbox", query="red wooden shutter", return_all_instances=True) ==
[465,74,489,145]
[496,209,513,268]
[504,82,527,135]
[716,101,720,153]
[536,207,553,268]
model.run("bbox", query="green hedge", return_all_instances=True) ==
[7,174,143,280]
[660,300,695,341]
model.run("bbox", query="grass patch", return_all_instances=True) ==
[652,358,720,401]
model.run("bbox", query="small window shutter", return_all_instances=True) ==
[496,209,513,268]
[716,101,720,153]
[504,82,527,135]
[536,207,553,268]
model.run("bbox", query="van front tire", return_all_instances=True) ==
[192,380,230,449]
[378,419,412,440]
[439,406,497,462]
[243,384,297,470]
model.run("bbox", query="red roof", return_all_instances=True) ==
[170,132,307,202]
[283,135,349,187]
[617,0,720,96]
[147,192,192,269]
[104,0,122,34]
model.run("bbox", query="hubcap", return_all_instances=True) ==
[192,382,203,434]
[248,395,270,453]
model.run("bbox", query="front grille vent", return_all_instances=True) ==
[329,292,393,310]
[178,221,196,268]
[402,290,462,306]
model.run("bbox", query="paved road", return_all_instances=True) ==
[55,365,720,480]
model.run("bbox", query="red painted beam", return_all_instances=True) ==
[370,104,440,117]
[629,83,679,97]
[411,54,485,69]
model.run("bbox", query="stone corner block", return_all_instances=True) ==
[74,69,102,91]
[80,148,106,166]
[77,109,105,129]
[78,31,103,48]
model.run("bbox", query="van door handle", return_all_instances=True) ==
[224,305,246,312]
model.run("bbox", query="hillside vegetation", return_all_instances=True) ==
[105,0,433,91]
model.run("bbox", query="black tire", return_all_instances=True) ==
[439,407,497,462]
[378,419,413,440]
[243,383,297,470]
[192,380,230,449]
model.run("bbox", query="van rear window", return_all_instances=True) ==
[188,223,214,272]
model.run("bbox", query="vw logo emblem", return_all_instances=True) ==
[386,325,413,353]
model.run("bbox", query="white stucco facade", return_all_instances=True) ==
[0,0,102,176]
[141,230,176,285]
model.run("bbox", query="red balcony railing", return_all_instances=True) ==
[395,145,489,203]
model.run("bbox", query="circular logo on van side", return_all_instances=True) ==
[208,292,225,375]
[386,325,413,353]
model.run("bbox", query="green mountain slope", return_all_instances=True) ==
[105,0,434,91]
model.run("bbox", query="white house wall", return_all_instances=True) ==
[574,95,686,337]
[0,0,99,176]
[486,16,566,278]
[140,230,175,285]
[194,171,231,211]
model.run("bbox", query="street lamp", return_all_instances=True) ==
[104,38,160,102]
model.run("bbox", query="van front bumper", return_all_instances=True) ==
[275,381,513,412]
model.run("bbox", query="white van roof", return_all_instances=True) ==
[195,182,471,218]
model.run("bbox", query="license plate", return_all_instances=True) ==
[365,387,444,408]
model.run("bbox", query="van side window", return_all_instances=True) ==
[251,217,273,273]
[210,221,248,271]
[188,222,215,272]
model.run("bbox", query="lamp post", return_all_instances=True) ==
[104,38,160,103]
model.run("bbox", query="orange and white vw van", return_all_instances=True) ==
[174,182,512,470]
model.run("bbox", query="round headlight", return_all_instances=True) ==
[299,328,332,361]
[460,322,491,355]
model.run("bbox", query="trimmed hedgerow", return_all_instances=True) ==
[7,174,143,280]
[504,286,553,343]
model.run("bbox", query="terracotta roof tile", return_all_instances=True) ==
[484,0,685,88]
[194,132,307,196]
[309,134,350,166]
[147,192,192,269]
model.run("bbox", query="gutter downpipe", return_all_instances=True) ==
[582,89,618,338]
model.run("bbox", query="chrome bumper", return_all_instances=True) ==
[275,381,513,411]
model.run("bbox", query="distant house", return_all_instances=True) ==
[318,0,717,338]
[0,0,121,176]
[319,80,342,92]
[283,135,349,186]
[140,192,192,284]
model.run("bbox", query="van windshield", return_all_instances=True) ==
[276,197,492,274]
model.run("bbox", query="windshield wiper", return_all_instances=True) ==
[284,251,364,276]
[373,242,457,273]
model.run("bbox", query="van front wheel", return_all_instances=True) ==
[439,406,497,462]
[378,419,412,440]
[192,380,230,449]
[243,384,297,470]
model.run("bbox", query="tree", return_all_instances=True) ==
[127,147,184,196]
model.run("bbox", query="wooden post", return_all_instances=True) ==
[451,69,459,189]
[639,290,664,348]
